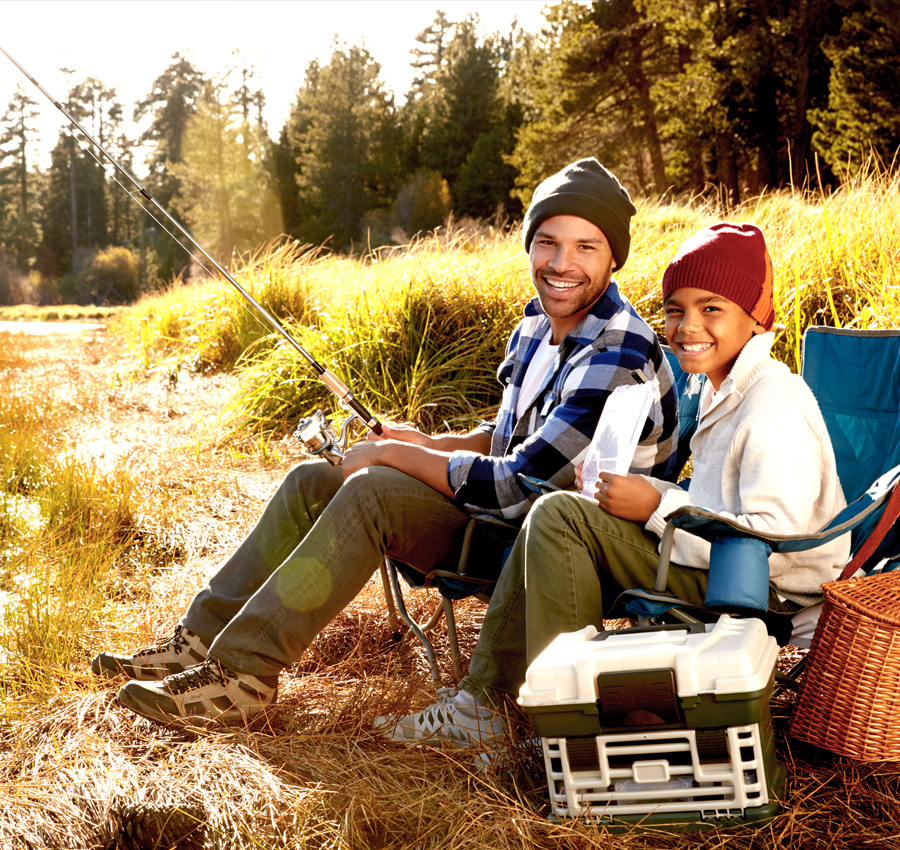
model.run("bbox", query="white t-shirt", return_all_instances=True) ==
[516,331,559,420]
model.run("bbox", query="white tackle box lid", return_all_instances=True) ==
[518,615,778,709]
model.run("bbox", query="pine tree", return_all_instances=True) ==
[37,76,116,291]
[0,85,41,277]
[134,53,205,207]
[170,79,281,262]
[810,0,900,175]
[408,9,457,99]
[642,0,843,197]
[287,44,401,251]
[134,54,206,280]
[508,0,671,200]
[417,19,519,217]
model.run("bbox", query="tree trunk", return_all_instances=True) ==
[789,0,813,185]
[68,144,78,263]
[629,32,668,194]
[716,135,740,209]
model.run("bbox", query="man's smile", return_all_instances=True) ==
[541,274,585,292]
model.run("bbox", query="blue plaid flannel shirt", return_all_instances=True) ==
[447,281,679,521]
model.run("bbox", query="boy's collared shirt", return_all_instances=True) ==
[448,281,679,521]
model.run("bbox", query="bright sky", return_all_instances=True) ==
[1,0,552,166]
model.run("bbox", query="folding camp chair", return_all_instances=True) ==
[381,348,698,682]
[623,327,900,648]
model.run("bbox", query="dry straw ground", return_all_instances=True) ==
[1,327,898,850]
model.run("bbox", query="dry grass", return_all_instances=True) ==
[2,314,900,848]
[2,587,899,849]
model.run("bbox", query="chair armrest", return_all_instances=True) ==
[664,462,900,557]
[518,474,560,496]
[651,517,771,615]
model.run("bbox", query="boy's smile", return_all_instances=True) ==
[665,287,766,389]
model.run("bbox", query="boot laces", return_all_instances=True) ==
[164,659,230,694]
[135,624,189,658]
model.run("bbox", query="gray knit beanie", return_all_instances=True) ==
[522,158,637,269]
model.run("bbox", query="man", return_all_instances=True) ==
[92,158,679,725]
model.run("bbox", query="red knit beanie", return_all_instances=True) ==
[661,222,775,331]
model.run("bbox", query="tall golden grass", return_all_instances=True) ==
[0,377,148,708]
[622,164,900,368]
[113,169,900,440]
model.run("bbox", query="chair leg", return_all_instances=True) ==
[443,597,464,681]
[419,604,445,632]
[379,562,402,635]
[384,560,442,682]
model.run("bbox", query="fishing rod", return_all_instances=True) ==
[0,44,381,463]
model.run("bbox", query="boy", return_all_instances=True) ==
[381,221,849,746]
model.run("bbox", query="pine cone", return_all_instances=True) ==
[103,802,206,850]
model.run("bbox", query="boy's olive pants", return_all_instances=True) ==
[460,490,791,709]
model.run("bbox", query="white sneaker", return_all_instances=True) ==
[117,658,278,725]
[374,687,505,748]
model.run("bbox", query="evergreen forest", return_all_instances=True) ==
[0,0,898,307]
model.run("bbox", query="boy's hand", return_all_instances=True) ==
[575,462,585,493]
[593,471,661,522]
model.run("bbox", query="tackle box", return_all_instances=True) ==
[517,616,785,829]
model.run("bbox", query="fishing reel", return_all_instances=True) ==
[293,409,361,466]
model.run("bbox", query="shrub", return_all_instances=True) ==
[85,246,141,303]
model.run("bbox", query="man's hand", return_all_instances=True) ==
[368,422,434,448]
[592,471,662,522]
[342,439,386,479]
[341,437,455,499]
[342,422,492,498]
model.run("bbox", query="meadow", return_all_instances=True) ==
[0,171,898,848]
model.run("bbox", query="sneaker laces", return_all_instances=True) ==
[434,687,460,708]
[134,625,191,658]
[435,687,485,711]
[163,659,230,695]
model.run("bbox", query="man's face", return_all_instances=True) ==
[529,215,617,344]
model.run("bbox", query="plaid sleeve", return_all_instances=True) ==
[448,327,677,520]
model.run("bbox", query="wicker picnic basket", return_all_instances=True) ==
[790,569,900,761]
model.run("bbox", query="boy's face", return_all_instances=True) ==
[664,287,767,390]
[529,215,616,344]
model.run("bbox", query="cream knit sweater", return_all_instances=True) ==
[645,332,850,605]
